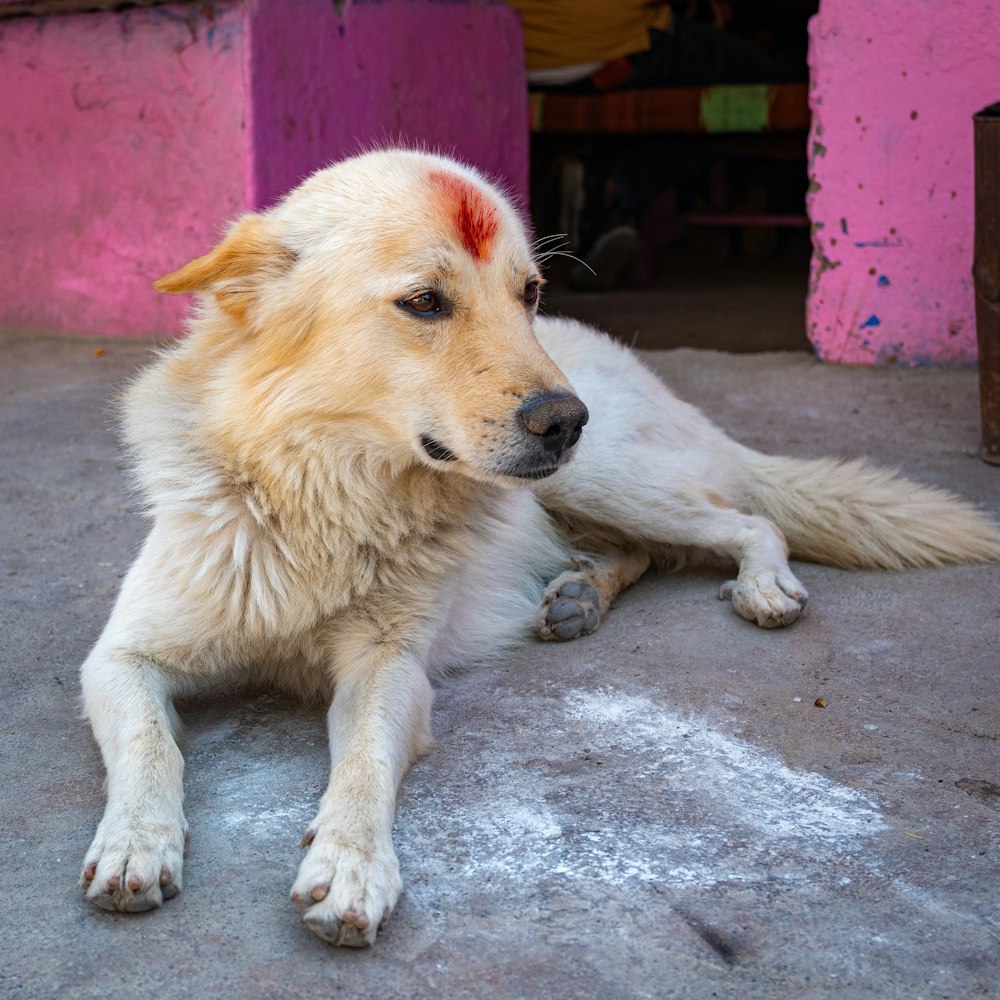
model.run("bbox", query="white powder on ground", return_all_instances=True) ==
[190,684,887,909]
[397,685,886,900]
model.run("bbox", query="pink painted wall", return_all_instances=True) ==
[1,4,249,336]
[807,0,999,365]
[0,0,528,337]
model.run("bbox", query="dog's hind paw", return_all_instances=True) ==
[719,568,808,628]
[291,828,400,948]
[537,574,601,641]
[81,815,186,913]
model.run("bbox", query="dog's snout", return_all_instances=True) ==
[518,393,589,455]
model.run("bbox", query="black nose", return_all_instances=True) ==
[518,392,589,455]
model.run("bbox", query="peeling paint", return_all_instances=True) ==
[806,1,987,365]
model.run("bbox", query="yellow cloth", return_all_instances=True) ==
[509,0,672,71]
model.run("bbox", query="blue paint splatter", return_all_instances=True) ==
[877,275,890,287]
[859,315,881,328]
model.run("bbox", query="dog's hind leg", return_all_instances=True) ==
[542,457,808,627]
[692,504,809,628]
[80,645,187,912]
[291,608,434,948]
[536,546,651,641]
[639,500,809,629]
[535,318,808,627]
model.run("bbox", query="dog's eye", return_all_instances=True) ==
[523,280,541,307]
[400,291,444,316]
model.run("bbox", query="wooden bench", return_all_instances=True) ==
[529,82,810,135]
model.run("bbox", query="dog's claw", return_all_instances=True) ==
[303,912,373,948]
[337,922,372,948]
[342,908,370,931]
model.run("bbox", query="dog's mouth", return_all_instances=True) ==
[502,464,562,480]
[420,434,570,481]
[420,435,459,463]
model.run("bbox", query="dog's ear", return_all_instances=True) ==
[154,214,296,323]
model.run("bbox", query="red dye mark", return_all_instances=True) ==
[429,171,499,263]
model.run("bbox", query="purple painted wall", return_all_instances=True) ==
[807,0,998,365]
[247,1,528,211]
[1,0,527,337]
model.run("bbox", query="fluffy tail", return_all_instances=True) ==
[743,451,1000,570]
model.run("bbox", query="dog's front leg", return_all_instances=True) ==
[292,614,433,948]
[80,644,187,912]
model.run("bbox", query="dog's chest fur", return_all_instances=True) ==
[122,359,499,667]
[243,449,491,607]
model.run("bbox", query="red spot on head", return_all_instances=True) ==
[429,171,499,263]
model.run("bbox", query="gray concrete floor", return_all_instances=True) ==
[2,323,998,999]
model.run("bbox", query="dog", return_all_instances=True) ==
[78,148,1000,947]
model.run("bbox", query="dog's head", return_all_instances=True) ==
[155,149,587,486]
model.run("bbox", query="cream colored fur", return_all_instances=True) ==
[79,149,1000,947]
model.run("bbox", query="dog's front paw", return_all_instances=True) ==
[537,572,601,641]
[719,569,808,628]
[81,812,187,912]
[291,828,400,947]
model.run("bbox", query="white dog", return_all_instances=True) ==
[79,149,1000,946]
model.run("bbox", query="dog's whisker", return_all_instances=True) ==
[537,242,573,257]
[533,233,571,249]
[539,249,595,275]
[535,242,576,259]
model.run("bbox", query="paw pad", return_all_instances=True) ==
[544,582,600,640]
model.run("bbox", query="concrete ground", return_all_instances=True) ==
[2,325,998,1000]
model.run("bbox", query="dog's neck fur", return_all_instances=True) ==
[122,338,502,643]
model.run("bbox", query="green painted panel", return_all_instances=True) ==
[700,85,772,133]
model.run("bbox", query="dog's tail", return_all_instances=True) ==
[742,450,1000,570]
